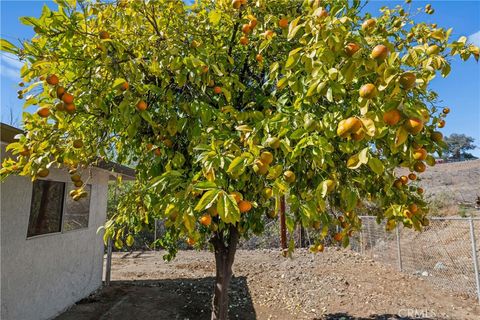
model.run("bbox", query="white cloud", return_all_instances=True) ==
[0,53,22,81]
[468,30,480,46]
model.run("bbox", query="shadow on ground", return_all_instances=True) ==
[317,313,442,320]
[56,276,256,320]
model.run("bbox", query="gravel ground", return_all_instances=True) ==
[57,248,479,320]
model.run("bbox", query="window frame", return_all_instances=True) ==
[26,178,92,239]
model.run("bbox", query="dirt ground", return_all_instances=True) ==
[56,248,479,320]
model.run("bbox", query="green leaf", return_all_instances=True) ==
[276,77,287,90]
[222,87,231,103]
[288,18,303,40]
[194,181,217,190]
[217,191,240,224]
[368,157,385,175]
[208,10,221,26]
[343,62,356,83]
[112,78,127,89]
[358,147,369,164]
[306,80,319,97]
[183,210,195,233]
[347,154,360,169]
[285,54,297,69]
[441,63,451,77]
[342,235,350,248]
[126,234,134,247]
[341,188,357,211]
[267,164,283,180]
[0,39,17,54]
[326,87,333,102]
[211,64,224,76]
[360,117,376,136]
[194,189,220,211]
[140,111,155,126]
[19,16,39,27]
[347,148,369,169]
[227,156,246,175]
[114,239,123,249]
[395,127,408,147]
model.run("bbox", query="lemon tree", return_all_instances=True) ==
[1,0,478,318]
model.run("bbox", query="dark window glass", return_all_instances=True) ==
[27,180,65,237]
[63,183,91,231]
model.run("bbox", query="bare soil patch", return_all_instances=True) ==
[57,249,479,319]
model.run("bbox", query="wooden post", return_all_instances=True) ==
[105,237,112,286]
[279,196,287,254]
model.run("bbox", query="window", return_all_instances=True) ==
[63,183,91,231]
[27,180,65,237]
[27,179,92,237]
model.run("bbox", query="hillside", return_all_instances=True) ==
[401,159,480,216]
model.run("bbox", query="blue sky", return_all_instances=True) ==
[1,0,479,156]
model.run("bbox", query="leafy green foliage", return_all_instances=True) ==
[1,0,478,255]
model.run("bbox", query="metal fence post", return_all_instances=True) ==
[105,237,113,286]
[468,217,480,303]
[396,225,403,272]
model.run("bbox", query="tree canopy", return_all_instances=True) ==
[1,0,478,255]
[443,133,477,160]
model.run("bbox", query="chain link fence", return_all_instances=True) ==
[351,216,480,301]
[144,216,480,301]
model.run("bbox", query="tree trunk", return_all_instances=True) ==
[211,225,239,320]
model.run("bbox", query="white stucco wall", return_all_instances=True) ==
[0,143,110,320]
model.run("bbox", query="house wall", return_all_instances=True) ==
[0,143,110,320]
